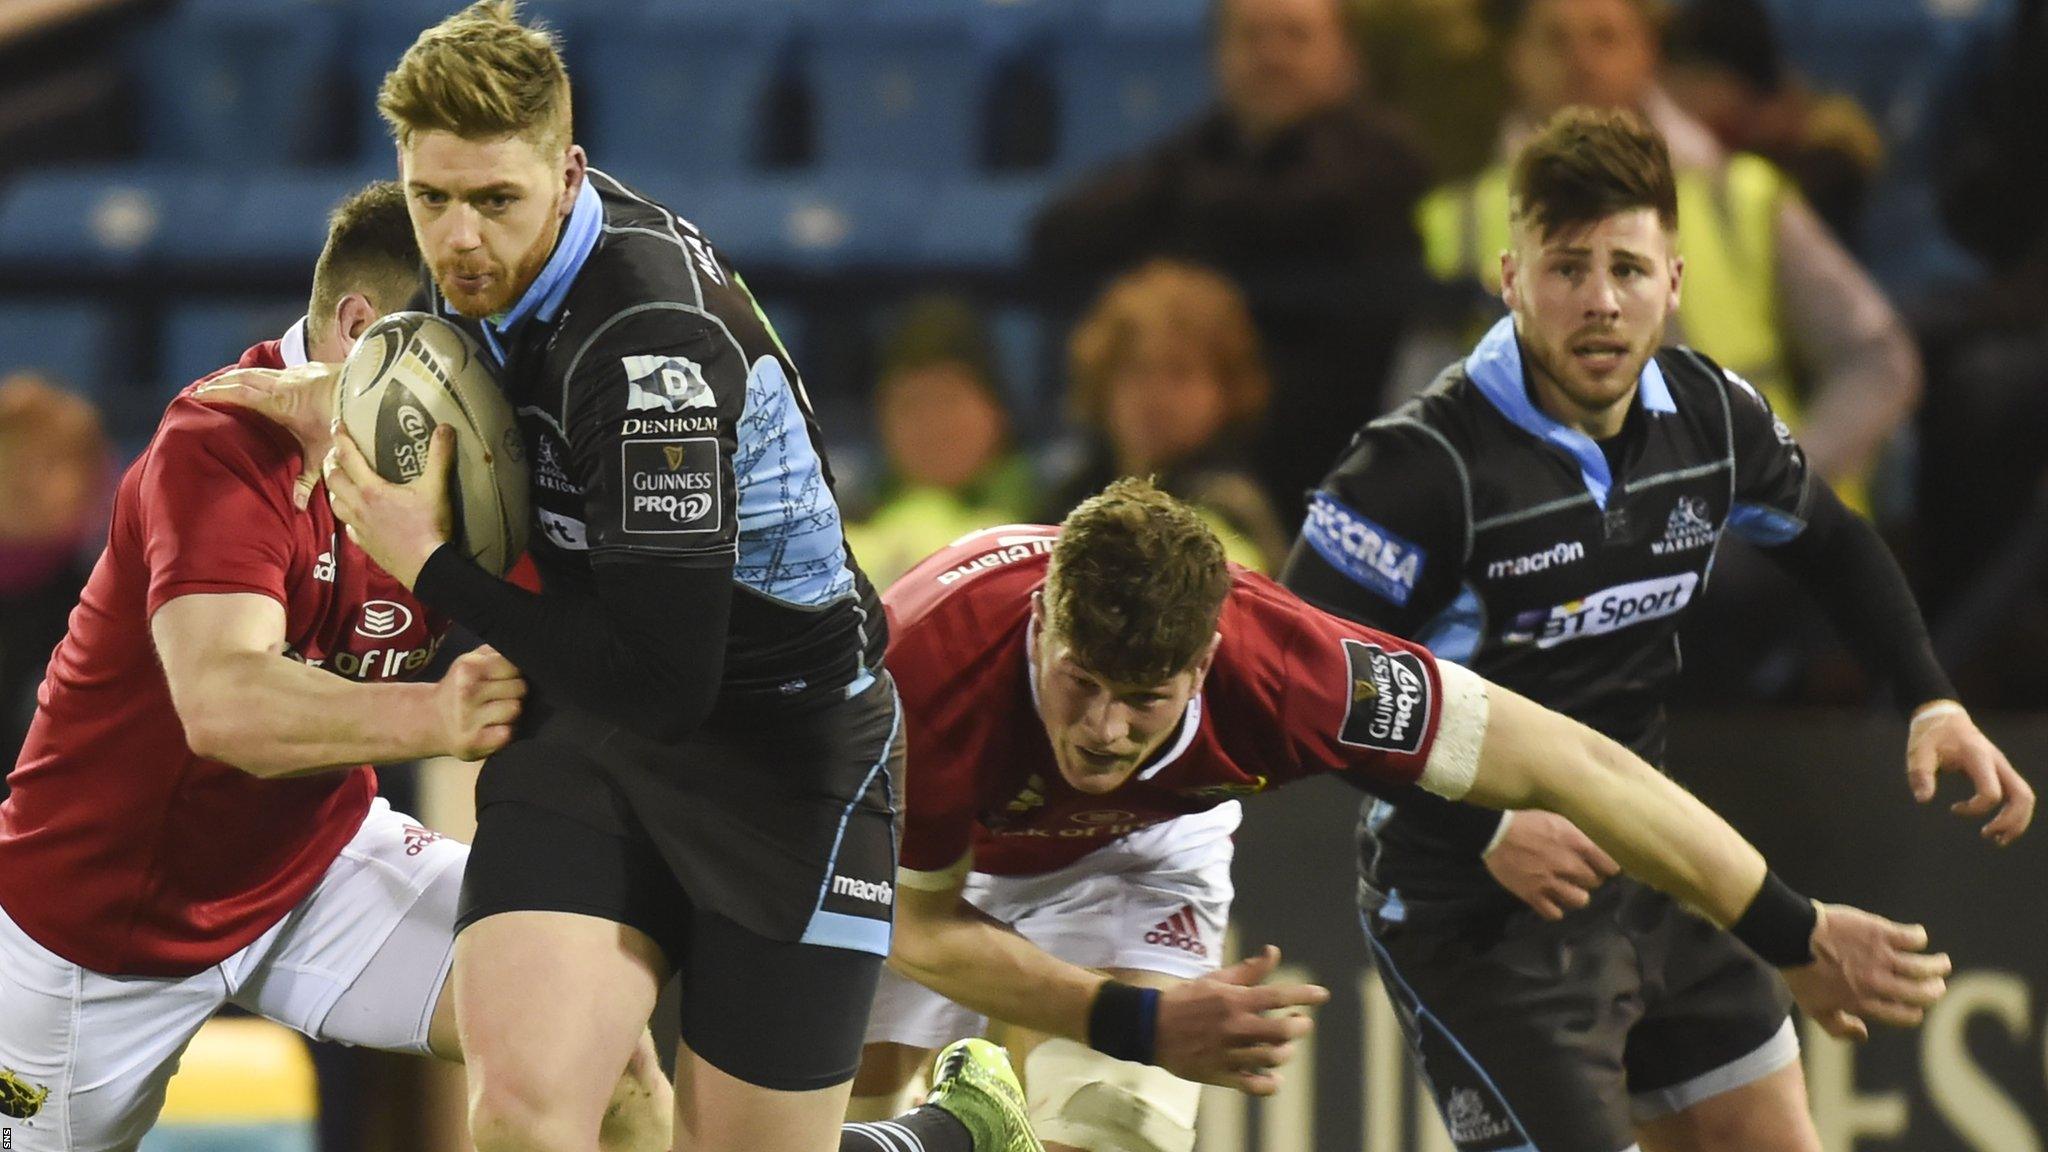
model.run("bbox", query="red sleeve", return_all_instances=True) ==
[1281,610,1444,789]
[141,413,298,616]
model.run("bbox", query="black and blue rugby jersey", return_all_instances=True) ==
[1282,317,1814,900]
[429,169,884,707]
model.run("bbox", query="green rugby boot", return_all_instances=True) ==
[924,1038,1044,1152]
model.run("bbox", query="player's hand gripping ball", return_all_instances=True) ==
[332,312,529,576]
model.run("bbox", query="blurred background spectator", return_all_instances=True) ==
[1662,0,1887,245]
[843,295,1036,587]
[1044,259,1289,572]
[0,373,110,777]
[1409,0,1920,518]
[1031,0,1433,523]
[1916,0,2048,706]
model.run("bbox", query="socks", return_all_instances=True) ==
[841,1104,975,1152]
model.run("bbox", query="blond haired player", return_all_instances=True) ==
[0,183,667,1152]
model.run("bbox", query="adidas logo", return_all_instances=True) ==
[401,824,443,857]
[1143,905,1208,957]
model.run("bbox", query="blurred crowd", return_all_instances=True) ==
[4,0,2047,777]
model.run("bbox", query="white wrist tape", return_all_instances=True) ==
[1910,701,1966,730]
[1418,660,1488,801]
[1482,810,1516,858]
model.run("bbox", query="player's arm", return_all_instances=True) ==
[1425,663,1950,1039]
[151,592,520,778]
[890,857,1325,1095]
[328,314,739,746]
[1278,418,1467,638]
[1711,357,2032,843]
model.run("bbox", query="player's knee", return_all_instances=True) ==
[1023,1039,1201,1152]
[597,1035,673,1152]
[847,1042,932,1121]
[470,1082,596,1152]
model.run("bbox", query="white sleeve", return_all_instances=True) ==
[1417,659,1488,801]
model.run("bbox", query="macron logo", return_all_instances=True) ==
[832,875,894,905]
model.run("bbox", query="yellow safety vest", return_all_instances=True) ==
[1417,155,1870,511]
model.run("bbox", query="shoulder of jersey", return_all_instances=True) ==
[1659,345,1737,398]
[162,390,296,475]
[885,525,1055,631]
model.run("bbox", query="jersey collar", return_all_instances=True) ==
[476,175,604,337]
[1464,315,1674,509]
[1023,613,1205,783]
[279,317,309,368]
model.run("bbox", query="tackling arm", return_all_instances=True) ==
[890,858,1325,1094]
[152,592,521,777]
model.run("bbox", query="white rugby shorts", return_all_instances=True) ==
[0,799,465,1152]
[865,803,1239,1049]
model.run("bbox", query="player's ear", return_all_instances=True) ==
[1500,248,1521,313]
[336,294,380,346]
[1668,252,1684,312]
[560,144,588,216]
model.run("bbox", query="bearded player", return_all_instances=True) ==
[0,181,668,1152]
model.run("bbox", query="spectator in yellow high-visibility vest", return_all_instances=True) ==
[1406,0,1919,515]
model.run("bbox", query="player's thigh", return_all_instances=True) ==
[452,799,674,1124]
[676,908,885,1095]
[671,909,883,1149]
[1368,898,1646,1152]
[454,910,667,1125]
[229,799,468,1059]
[673,1036,857,1152]
[0,901,224,1152]
[1636,1062,1820,1152]
[1624,893,1807,1150]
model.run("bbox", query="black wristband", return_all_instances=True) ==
[1086,980,1161,1065]
[1729,871,1819,966]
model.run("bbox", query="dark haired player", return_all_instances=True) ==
[1284,108,2032,1152]
[857,477,1946,1152]
[0,182,666,1152]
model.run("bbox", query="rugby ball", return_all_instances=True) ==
[334,312,529,576]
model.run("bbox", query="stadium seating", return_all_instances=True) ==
[580,0,809,175]
[1051,0,1213,170]
[130,0,347,167]
[807,8,992,175]
[0,166,228,273]
[0,302,124,404]
[916,176,1059,270]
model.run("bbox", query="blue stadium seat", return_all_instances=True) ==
[163,169,385,269]
[915,176,1058,270]
[130,0,347,166]
[866,0,1078,50]
[0,167,226,274]
[160,302,307,400]
[688,176,926,272]
[0,303,122,403]
[807,11,993,174]
[581,1,803,174]
[1052,1,1212,170]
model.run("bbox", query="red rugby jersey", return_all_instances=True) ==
[0,332,447,975]
[884,525,1446,878]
